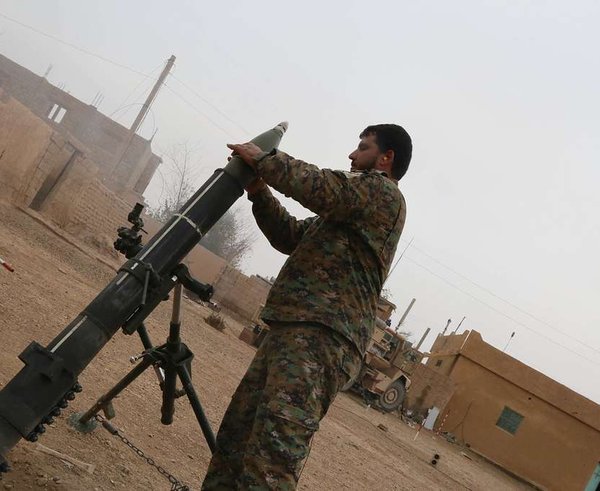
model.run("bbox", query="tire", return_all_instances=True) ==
[378,380,406,412]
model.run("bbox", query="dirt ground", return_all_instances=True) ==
[0,200,534,490]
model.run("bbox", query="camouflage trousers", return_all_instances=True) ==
[201,322,361,490]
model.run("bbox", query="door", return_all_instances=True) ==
[585,463,600,491]
[29,148,81,211]
[423,407,440,430]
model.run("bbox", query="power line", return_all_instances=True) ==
[402,254,600,367]
[0,12,150,78]
[162,82,239,139]
[385,236,414,285]
[170,74,251,137]
[0,12,252,142]
[400,239,600,358]
[109,103,158,138]
[109,64,164,118]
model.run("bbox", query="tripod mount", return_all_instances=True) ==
[73,204,217,453]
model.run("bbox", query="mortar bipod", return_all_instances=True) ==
[74,266,217,453]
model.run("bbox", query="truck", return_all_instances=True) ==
[237,296,425,413]
[353,316,424,412]
[350,297,427,412]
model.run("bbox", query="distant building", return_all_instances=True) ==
[377,297,396,323]
[0,55,277,329]
[0,53,161,199]
[426,330,600,491]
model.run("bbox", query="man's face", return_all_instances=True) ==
[348,134,384,173]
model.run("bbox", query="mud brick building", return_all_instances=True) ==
[426,330,600,490]
[0,53,161,199]
[0,54,272,325]
[404,362,455,420]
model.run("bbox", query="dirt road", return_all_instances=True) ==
[0,200,533,490]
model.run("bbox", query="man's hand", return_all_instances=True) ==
[227,142,264,170]
[246,177,267,196]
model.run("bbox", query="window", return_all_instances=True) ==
[47,103,67,123]
[435,360,443,367]
[496,406,524,435]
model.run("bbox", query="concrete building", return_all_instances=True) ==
[426,330,600,490]
[0,53,161,198]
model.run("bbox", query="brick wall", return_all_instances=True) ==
[212,267,272,321]
[405,363,455,417]
[143,213,272,323]
[0,91,108,231]
[138,212,269,323]
[184,245,229,286]
[0,90,52,202]
[67,179,134,239]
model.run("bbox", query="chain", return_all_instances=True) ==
[94,415,189,491]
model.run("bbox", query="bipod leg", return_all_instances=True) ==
[137,323,154,350]
[160,362,178,425]
[137,323,167,389]
[177,364,216,453]
[78,355,154,425]
[159,281,216,451]
[160,283,182,425]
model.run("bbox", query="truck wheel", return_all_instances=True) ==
[378,381,406,412]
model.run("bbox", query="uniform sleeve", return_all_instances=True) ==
[256,150,384,222]
[249,186,319,255]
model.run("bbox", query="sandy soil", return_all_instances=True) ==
[0,200,534,490]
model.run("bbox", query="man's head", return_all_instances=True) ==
[348,124,412,180]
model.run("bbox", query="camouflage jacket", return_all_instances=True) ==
[249,150,406,356]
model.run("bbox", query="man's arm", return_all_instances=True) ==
[249,183,318,255]
[256,150,388,222]
[227,143,390,223]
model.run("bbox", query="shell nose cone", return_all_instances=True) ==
[277,121,289,132]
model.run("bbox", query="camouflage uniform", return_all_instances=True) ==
[201,322,361,490]
[202,150,405,490]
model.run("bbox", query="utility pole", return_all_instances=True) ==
[395,298,416,332]
[42,64,53,80]
[108,55,176,179]
[441,318,451,336]
[503,332,516,352]
[415,327,431,351]
[452,316,466,334]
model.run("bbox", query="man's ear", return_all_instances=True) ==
[380,149,395,170]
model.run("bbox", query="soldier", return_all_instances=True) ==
[202,124,412,490]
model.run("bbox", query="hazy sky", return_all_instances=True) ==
[1,1,599,403]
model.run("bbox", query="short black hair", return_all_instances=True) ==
[360,124,412,180]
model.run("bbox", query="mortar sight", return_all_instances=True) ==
[127,202,145,231]
[114,202,148,259]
